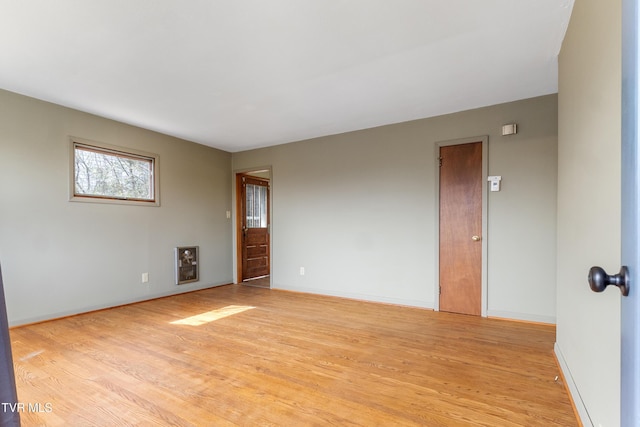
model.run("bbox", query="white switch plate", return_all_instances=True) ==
[226,210,231,219]
[141,272,149,283]
[300,267,305,276]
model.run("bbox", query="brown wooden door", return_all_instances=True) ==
[241,176,270,281]
[439,142,482,315]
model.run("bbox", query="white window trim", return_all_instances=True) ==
[69,137,161,207]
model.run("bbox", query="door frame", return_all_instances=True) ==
[433,136,489,315]
[233,166,273,285]
[621,0,639,422]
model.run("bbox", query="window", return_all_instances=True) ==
[70,139,160,206]
[245,182,268,228]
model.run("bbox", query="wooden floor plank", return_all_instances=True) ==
[10,284,577,426]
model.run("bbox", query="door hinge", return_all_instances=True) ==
[439,286,442,295]
[438,157,443,167]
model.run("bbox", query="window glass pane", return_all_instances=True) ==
[246,183,267,228]
[259,186,267,227]
[74,144,154,201]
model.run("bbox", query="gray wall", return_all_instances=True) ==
[233,94,558,323]
[556,0,622,425]
[0,89,233,326]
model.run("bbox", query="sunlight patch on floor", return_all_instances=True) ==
[170,305,256,326]
[19,350,44,361]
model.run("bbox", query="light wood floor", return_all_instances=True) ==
[10,285,577,426]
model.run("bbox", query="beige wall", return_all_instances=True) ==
[556,0,622,425]
[0,87,559,326]
[0,89,233,325]
[233,94,558,322]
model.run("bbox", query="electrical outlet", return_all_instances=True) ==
[300,267,305,276]
[141,272,149,283]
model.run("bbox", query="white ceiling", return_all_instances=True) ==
[0,0,574,152]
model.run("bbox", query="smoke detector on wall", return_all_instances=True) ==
[502,123,518,136]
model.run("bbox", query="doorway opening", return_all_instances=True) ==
[236,170,271,288]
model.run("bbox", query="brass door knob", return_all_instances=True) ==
[472,235,481,241]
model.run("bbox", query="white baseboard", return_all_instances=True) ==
[273,284,434,310]
[554,342,592,426]
[486,309,556,324]
[9,281,232,327]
